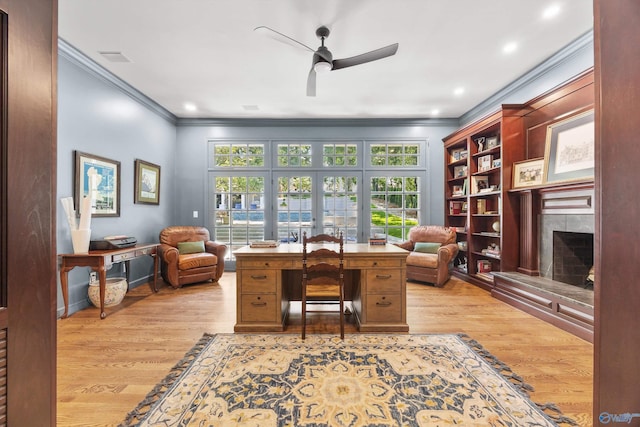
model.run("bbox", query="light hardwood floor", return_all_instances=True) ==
[57,274,593,426]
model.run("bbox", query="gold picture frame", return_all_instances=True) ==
[134,159,161,205]
[513,157,545,188]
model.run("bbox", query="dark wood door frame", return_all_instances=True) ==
[0,0,57,425]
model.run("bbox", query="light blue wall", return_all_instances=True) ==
[57,54,177,316]
[55,31,594,316]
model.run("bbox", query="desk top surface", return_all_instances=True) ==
[58,242,159,258]
[234,242,409,257]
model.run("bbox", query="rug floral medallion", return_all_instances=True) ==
[123,333,570,427]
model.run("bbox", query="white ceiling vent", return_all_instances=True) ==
[98,51,132,63]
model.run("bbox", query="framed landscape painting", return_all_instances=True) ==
[544,110,595,184]
[74,151,120,217]
[134,159,161,205]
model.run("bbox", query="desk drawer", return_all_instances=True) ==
[239,259,293,269]
[348,259,402,268]
[240,270,277,293]
[366,294,402,322]
[241,294,277,322]
[112,252,134,262]
[366,270,401,293]
[135,247,155,256]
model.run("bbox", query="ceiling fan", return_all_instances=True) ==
[254,25,399,97]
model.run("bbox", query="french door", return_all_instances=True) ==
[274,171,361,243]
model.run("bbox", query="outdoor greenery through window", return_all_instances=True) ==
[370,142,420,167]
[370,176,420,241]
[214,143,265,167]
[277,143,312,167]
[208,139,426,262]
[323,143,357,167]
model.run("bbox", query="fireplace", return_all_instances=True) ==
[552,231,594,287]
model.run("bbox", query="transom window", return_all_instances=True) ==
[370,142,420,167]
[277,143,312,167]
[213,142,265,167]
[323,143,358,167]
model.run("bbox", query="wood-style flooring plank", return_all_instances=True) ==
[57,275,593,426]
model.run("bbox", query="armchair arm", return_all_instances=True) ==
[394,241,415,251]
[158,243,180,286]
[437,243,459,265]
[205,241,227,280]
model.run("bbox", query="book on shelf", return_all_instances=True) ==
[250,240,279,248]
[449,200,464,215]
[476,199,487,214]
[478,231,500,237]
[477,259,492,273]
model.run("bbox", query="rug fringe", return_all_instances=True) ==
[457,334,578,427]
[118,333,216,427]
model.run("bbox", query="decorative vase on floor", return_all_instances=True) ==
[88,277,127,308]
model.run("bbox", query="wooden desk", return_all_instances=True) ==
[234,243,409,333]
[59,243,159,319]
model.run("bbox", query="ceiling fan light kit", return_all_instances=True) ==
[255,25,398,96]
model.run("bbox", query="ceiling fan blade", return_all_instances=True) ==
[306,67,316,97]
[332,43,399,70]
[254,26,315,53]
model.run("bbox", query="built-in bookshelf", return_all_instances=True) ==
[443,108,523,290]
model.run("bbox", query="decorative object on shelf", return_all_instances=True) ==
[512,158,545,188]
[88,277,127,308]
[453,165,468,178]
[475,136,485,152]
[477,259,492,273]
[134,159,161,205]
[472,176,489,194]
[478,154,493,171]
[74,151,121,217]
[492,220,500,233]
[485,136,500,149]
[492,159,502,168]
[544,109,594,184]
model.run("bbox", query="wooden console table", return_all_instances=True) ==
[234,243,409,333]
[59,243,159,319]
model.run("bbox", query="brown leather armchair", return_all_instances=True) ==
[158,226,227,288]
[394,225,458,287]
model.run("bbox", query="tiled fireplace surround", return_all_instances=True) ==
[538,185,595,288]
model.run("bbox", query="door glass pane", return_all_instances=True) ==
[322,175,358,242]
[369,176,420,242]
[277,175,312,243]
[213,175,265,258]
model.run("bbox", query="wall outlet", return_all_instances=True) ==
[193,210,199,218]
[89,272,98,284]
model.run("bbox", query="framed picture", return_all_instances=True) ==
[134,159,161,205]
[513,158,545,188]
[544,109,595,184]
[74,151,121,217]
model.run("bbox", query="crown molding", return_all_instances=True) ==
[58,38,178,124]
[175,117,459,127]
[460,30,594,125]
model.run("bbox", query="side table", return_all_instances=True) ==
[59,243,159,319]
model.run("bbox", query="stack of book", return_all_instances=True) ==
[250,240,279,248]
[369,237,386,246]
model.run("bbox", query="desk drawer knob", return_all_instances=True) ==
[251,297,267,307]
[251,275,268,280]
[376,274,392,279]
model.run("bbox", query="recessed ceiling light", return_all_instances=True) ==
[98,51,131,63]
[542,4,561,19]
[431,109,440,116]
[184,103,197,112]
[503,42,518,54]
[453,87,465,96]
[242,105,260,111]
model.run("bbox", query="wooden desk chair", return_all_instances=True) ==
[301,231,345,340]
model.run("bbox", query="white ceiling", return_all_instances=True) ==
[58,0,593,119]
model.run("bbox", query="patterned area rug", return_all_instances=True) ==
[120,333,577,426]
